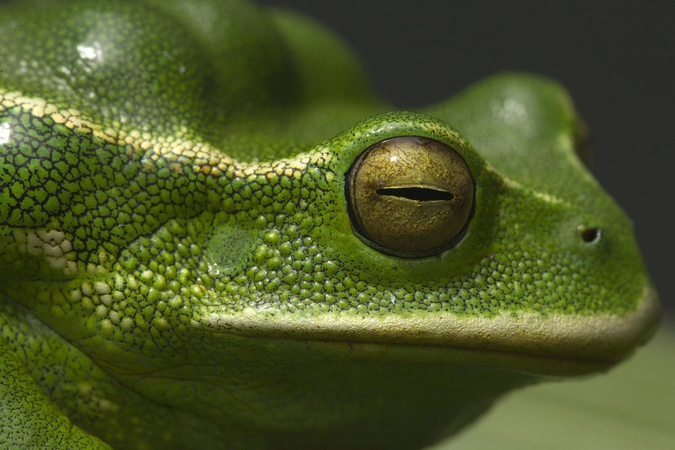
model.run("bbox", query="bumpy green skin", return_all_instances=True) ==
[0,1,659,449]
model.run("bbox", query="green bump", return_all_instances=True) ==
[10,181,24,198]
[264,230,281,245]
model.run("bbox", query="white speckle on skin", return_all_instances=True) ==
[70,289,82,302]
[95,305,108,318]
[108,310,120,324]
[77,42,103,62]
[52,113,66,124]
[60,239,73,253]
[100,295,112,307]
[63,261,78,276]
[532,191,565,204]
[500,175,566,205]
[81,282,93,296]
[47,256,66,269]
[120,317,134,330]
[44,244,63,258]
[491,98,527,124]
[0,122,11,144]
[95,281,111,295]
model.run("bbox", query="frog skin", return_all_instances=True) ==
[0,0,660,449]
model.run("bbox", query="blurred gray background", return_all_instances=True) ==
[259,0,674,314]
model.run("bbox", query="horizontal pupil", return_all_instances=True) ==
[377,187,453,202]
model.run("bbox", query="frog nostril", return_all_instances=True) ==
[376,187,454,202]
[580,226,601,243]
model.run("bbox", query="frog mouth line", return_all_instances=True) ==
[204,287,659,377]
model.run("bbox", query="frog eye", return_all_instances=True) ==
[346,136,475,258]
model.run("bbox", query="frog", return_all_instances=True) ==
[0,0,660,449]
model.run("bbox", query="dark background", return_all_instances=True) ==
[259,0,675,315]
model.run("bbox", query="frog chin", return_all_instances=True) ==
[202,285,659,377]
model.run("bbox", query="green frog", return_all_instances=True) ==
[0,0,659,449]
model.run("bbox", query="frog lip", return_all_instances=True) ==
[204,286,659,377]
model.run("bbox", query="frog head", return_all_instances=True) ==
[0,0,658,449]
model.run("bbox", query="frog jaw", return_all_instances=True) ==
[201,285,658,377]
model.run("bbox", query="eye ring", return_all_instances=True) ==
[346,136,475,258]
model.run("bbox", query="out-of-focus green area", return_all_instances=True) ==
[432,321,675,449]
